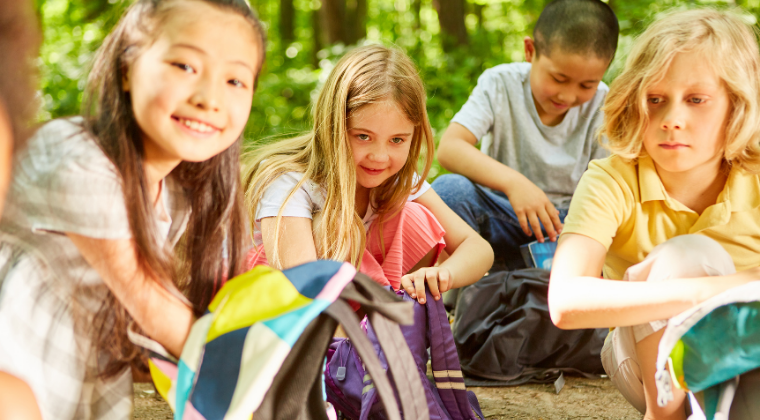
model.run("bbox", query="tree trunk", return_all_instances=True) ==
[474,3,484,32]
[280,0,295,43]
[312,8,323,67]
[318,0,366,46]
[434,0,468,51]
[320,0,345,44]
[412,0,422,30]
[349,0,367,44]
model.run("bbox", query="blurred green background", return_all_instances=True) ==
[37,0,760,179]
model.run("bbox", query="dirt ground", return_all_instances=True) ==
[133,375,642,419]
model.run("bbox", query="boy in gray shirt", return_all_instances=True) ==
[432,0,618,271]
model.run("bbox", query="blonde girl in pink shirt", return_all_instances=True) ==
[245,45,493,304]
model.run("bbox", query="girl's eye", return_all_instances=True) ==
[690,97,705,104]
[647,97,661,105]
[581,84,593,90]
[390,137,404,144]
[173,63,195,74]
[552,77,565,83]
[358,134,370,141]
[229,78,246,88]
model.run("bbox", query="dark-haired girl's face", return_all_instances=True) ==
[123,1,260,170]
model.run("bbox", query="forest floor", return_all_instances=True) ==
[133,375,642,419]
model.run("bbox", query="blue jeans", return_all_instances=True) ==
[431,174,568,271]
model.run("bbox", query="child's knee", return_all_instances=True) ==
[630,235,735,283]
[431,174,476,205]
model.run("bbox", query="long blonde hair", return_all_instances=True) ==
[244,45,435,268]
[602,8,760,172]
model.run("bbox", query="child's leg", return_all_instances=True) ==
[0,371,42,420]
[603,235,736,419]
[637,329,687,420]
[431,174,562,271]
[362,202,446,290]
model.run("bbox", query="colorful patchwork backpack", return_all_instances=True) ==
[655,281,760,420]
[129,260,431,420]
[325,286,485,420]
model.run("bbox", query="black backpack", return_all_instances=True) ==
[452,269,607,385]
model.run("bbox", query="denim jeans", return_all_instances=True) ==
[431,174,568,271]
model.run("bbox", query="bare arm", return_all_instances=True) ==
[401,188,494,303]
[0,100,13,219]
[260,216,317,270]
[438,122,527,194]
[437,123,562,242]
[67,234,193,357]
[548,233,760,329]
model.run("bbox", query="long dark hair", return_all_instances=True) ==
[82,0,266,378]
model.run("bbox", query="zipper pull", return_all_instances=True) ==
[655,369,674,407]
[336,366,346,381]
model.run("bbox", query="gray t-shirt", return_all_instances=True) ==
[451,62,609,208]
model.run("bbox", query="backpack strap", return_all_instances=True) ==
[325,299,404,420]
[340,277,414,325]
[425,288,481,420]
[351,276,430,420]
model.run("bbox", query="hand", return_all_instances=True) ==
[400,266,452,304]
[504,175,562,242]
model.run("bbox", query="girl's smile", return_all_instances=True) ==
[171,116,220,136]
[359,166,387,175]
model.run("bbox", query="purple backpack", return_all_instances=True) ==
[325,286,485,420]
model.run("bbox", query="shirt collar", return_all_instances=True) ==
[720,164,760,212]
[637,154,760,212]
[637,156,667,203]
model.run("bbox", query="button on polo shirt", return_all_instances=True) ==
[562,155,760,280]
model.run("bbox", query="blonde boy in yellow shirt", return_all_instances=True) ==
[550,9,760,420]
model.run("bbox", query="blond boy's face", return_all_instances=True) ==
[642,50,729,178]
[525,39,608,127]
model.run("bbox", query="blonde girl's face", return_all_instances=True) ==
[643,50,730,177]
[123,1,260,167]
[348,100,414,191]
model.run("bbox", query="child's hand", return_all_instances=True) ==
[400,266,452,304]
[504,175,563,243]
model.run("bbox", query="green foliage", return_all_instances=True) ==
[38,0,128,120]
[38,0,760,178]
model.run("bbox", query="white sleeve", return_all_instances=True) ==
[255,172,316,221]
[408,176,431,201]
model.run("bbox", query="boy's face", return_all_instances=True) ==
[524,37,609,126]
[642,50,729,178]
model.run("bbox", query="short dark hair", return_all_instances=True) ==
[533,0,619,61]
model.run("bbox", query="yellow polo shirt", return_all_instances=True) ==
[562,155,760,280]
